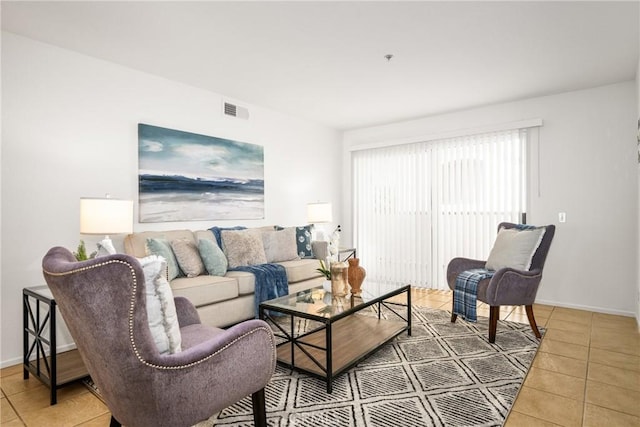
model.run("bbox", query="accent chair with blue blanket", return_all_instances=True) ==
[446,222,555,343]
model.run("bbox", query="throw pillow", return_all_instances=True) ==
[209,226,247,248]
[276,225,314,258]
[145,238,182,281]
[485,226,546,271]
[138,255,182,355]
[295,225,314,258]
[170,238,205,278]
[262,228,299,263]
[198,238,228,276]
[221,229,267,268]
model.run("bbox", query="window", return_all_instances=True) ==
[352,128,527,289]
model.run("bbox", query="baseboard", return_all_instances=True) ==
[1,342,78,369]
[535,298,637,318]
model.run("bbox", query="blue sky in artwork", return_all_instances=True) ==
[138,124,263,180]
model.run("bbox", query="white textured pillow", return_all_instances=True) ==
[221,229,268,268]
[139,255,182,354]
[262,228,299,263]
[485,227,546,271]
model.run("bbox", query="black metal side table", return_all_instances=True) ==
[337,247,356,261]
[23,285,89,405]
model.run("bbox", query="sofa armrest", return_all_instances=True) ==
[446,257,487,290]
[485,268,542,306]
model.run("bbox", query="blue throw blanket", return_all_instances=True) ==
[231,263,289,317]
[514,223,535,230]
[453,268,495,322]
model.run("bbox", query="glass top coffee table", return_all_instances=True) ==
[259,282,411,393]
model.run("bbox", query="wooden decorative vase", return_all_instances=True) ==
[347,258,366,296]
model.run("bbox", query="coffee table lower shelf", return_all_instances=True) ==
[275,314,408,391]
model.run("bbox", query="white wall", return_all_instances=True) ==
[0,32,343,367]
[343,82,638,317]
[636,56,640,326]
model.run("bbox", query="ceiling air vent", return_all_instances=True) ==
[223,101,250,120]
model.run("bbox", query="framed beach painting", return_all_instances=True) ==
[138,124,264,222]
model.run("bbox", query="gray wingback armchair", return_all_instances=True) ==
[42,247,275,427]
[447,222,555,343]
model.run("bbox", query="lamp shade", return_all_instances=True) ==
[307,202,332,224]
[80,198,133,235]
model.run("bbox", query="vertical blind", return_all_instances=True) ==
[352,129,527,290]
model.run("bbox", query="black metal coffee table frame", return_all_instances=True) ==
[259,284,411,393]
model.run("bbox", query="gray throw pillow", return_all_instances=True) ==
[485,227,546,271]
[275,225,314,258]
[198,238,228,276]
[221,229,267,268]
[262,228,299,263]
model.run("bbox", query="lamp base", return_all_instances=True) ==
[315,229,327,241]
[96,237,116,256]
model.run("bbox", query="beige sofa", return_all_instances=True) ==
[124,228,326,327]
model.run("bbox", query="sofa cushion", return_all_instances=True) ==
[197,294,255,328]
[226,259,323,295]
[198,238,228,276]
[170,275,238,307]
[262,228,299,263]
[277,258,324,284]
[170,238,205,278]
[124,230,196,258]
[145,238,183,281]
[139,255,181,354]
[221,229,267,268]
[224,271,256,295]
[194,230,216,242]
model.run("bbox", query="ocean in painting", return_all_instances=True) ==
[139,173,264,222]
[138,123,265,222]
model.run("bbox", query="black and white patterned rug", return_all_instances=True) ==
[198,306,542,427]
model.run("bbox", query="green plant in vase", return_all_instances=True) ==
[316,259,331,279]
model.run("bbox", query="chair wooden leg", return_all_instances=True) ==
[109,416,121,427]
[488,306,499,343]
[525,305,542,339]
[451,299,457,323]
[251,388,267,427]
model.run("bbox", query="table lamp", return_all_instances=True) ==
[80,196,134,255]
[307,202,332,241]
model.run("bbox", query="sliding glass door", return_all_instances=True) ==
[352,129,527,290]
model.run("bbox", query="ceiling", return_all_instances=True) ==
[2,1,638,130]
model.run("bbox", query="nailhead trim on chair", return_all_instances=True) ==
[44,259,276,370]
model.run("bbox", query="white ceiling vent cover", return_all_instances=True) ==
[223,101,250,120]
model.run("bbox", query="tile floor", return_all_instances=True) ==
[2,288,639,426]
